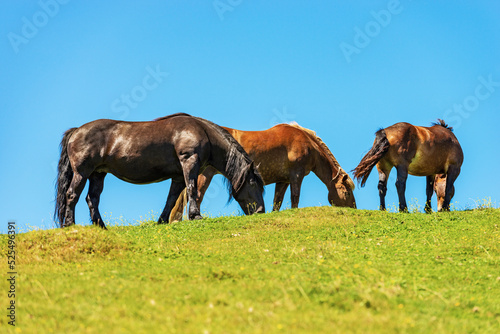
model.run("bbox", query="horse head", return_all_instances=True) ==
[434,174,455,211]
[328,173,356,208]
[232,162,266,215]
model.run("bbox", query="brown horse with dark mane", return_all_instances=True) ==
[54,113,265,228]
[352,119,463,212]
[170,122,356,221]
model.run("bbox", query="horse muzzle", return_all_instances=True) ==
[254,205,265,214]
[247,204,265,215]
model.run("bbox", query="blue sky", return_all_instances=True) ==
[1,1,499,233]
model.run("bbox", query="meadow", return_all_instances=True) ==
[2,206,499,333]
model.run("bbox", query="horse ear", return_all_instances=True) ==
[343,174,355,190]
[337,173,354,190]
[244,161,254,177]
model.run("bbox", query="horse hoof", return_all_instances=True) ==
[93,221,107,229]
[191,215,203,220]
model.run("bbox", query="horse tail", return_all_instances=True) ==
[54,128,77,227]
[169,188,188,223]
[352,129,390,187]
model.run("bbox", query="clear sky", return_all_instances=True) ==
[1,1,499,233]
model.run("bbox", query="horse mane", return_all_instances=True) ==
[287,122,355,189]
[432,119,453,132]
[191,116,265,201]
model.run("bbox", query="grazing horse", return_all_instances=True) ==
[54,113,265,228]
[170,122,356,221]
[352,119,463,212]
[434,174,455,212]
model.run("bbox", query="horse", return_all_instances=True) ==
[170,122,356,221]
[352,119,463,212]
[54,113,265,228]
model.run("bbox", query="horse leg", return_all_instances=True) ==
[196,166,217,205]
[290,174,304,209]
[169,188,187,223]
[377,167,390,211]
[395,165,409,212]
[85,172,107,229]
[169,167,217,222]
[159,180,186,223]
[441,166,460,211]
[273,182,289,211]
[425,175,435,214]
[64,172,87,227]
[180,154,203,220]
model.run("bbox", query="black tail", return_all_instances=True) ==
[352,129,390,187]
[54,128,77,227]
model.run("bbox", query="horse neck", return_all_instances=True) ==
[203,124,247,182]
[290,124,343,191]
[312,148,340,191]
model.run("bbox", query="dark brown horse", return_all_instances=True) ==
[353,119,463,212]
[170,122,356,221]
[54,113,265,228]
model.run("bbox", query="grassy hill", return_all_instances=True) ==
[2,207,499,333]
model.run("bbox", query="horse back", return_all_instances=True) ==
[224,125,311,159]
[223,125,315,182]
[66,117,210,182]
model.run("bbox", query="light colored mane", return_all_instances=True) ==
[288,122,355,189]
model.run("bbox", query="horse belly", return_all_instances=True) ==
[101,143,183,184]
[408,152,447,176]
[253,154,290,184]
[102,159,181,184]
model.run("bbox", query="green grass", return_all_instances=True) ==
[2,207,499,333]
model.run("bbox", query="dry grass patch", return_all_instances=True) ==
[15,225,129,264]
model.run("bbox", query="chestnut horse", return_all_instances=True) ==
[434,174,455,211]
[54,113,265,228]
[352,119,463,212]
[170,122,356,221]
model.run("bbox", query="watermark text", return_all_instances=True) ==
[443,74,499,129]
[6,222,16,326]
[7,0,71,54]
[340,0,404,63]
[110,65,169,119]
[269,106,296,127]
[213,0,243,21]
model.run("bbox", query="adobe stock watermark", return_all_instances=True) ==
[339,0,405,63]
[213,0,243,21]
[443,74,499,129]
[7,0,71,54]
[269,106,296,127]
[111,65,169,119]
[6,222,17,327]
